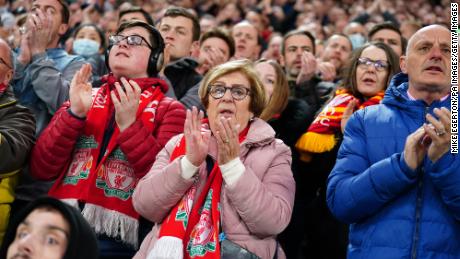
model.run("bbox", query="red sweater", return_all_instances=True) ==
[30,96,186,181]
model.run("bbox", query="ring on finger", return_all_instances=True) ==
[435,128,446,136]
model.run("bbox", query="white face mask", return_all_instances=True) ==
[349,33,366,50]
[73,38,100,57]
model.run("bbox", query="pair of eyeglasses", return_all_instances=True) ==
[208,84,251,100]
[357,57,389,71]
[0,58,12,69]
[109,35,152,48]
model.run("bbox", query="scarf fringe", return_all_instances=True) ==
[296,131,337,154]
[82,203,139,248]
[61,198,79,208]
[147,236,184,259]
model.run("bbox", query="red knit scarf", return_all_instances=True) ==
[150,125,249,259]
[0,83,7,95]
[49,74,167,247]
[295,89,384,159]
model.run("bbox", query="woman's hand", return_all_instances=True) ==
[341,99,358,133]
[185,107,211,166]
[69,64,93,118]
[111,77,141,132]
[216,117,240,165]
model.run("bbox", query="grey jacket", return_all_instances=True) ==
[12,48,84,201]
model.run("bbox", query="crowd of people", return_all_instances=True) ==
[0,0,455,258]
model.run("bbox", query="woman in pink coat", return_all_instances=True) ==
[133,59,295,259]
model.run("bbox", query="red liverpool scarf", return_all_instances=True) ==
[149,125,249,259]
[49,74,167,247]
[295,89,384,161]
[0,83,7,95]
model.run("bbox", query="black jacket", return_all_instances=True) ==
[164,57,202,100]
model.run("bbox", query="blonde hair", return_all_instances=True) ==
[199,59,266,117]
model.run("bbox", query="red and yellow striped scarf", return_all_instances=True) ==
[295,89,384,161]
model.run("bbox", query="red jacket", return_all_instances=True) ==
[30,96,186,181]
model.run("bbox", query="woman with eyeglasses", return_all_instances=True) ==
[132,59,295,259]
[294,42,400,259]
[29,21,186,258]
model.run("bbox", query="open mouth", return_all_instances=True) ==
[362,78,376,84]
[425,66,443,73]
[219,109,234,118]
[237,45,246,51]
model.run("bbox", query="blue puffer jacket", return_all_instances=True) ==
[327,73,460,259]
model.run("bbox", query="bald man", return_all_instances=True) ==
[0,39,35,243]
[327,25,458,258]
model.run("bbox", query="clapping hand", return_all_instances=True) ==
[29,8,54,56]
[403,107,452,170]
[198,47,226,74]
[184,107,211,167]
[296,51,317,85]
[341,99,358,133]
[316,61,336,82]
[69,64,93,118]
[424,107,451,163]
[216,117,240,165]
[110,78,142,132]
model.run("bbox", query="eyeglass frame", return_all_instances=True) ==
[357,57,389,71]
[0,57,12,69]
[207,84,252,101]
[109,34,153,49]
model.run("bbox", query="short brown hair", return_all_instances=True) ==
[163,6,200,41]
[32,0,69,24]
[199,59,266,117]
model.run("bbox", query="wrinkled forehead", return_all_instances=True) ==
[32,0,62,12]
[409,26,450,49]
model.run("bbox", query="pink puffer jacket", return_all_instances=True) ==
[133,118,295,259]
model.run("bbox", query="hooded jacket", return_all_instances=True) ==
[0,87,35,243]
[327,73,460,259]
[0,196,98,259]
[164,57,202,100]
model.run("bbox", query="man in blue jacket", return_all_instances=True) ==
[327,24,457,259]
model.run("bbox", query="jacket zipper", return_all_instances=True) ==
[410,105,430,259]
[410,169,424,259]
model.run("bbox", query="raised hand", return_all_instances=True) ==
[296,51,317,85]
[403,126,428,171]
[316,61,336,82]
[110,78,142,132]
[69,64,93,118]
[424,107,451,163]
[216,117,240,165]
[184,107,211,167]
[159,44,172,76]
[29,8,53,56]
[17,29,32,65]
[341,99,358,133]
